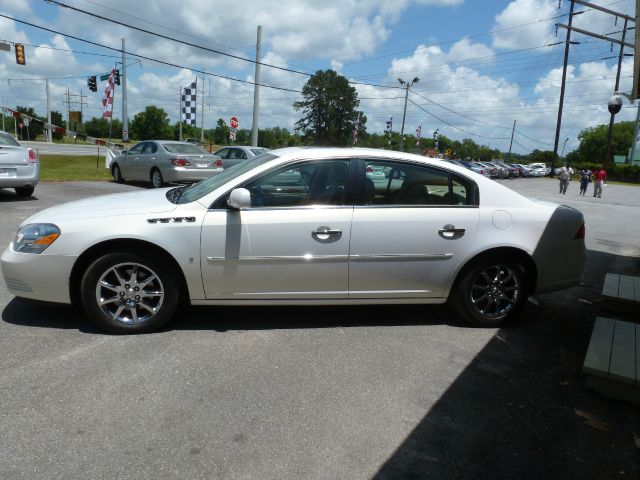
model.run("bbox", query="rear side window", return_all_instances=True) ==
[0,132,20,147]
[363,160,475,206]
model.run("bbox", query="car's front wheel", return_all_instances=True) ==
[451,257,528,327]
[80,252,180,333]
[150,168,164,188]
[112,164,124,183]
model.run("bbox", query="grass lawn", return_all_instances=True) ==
[39,155,112,181]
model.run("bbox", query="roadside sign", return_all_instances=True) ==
[230,116,239,129]
[100,73,110,81]
[229,130,237,141]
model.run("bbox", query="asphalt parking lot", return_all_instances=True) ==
[1,178,639,480]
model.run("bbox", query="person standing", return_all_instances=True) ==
[558,165,572,194]
[579,168,591,196]
[593,167,607,198]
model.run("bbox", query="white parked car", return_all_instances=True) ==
[1,147,586,333]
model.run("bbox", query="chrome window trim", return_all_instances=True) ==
[353,204,479,209]
[208,205,354,212]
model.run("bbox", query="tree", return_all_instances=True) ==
[572,121,634,165]
[83,116,122,139]
[213,118,230,144]
[15,106,43,140]
[293,69,362,146]
[51,111,64,140]
[129,106,172,140]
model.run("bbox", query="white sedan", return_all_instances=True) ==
[1,147,586,333]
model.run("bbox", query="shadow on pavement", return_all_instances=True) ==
[0,189,38,202]
[374,249,640,480]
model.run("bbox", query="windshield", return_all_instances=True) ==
[250,148,268,155]
[0,132,20,147]
[162,143,207,154]
[176,152,279,204]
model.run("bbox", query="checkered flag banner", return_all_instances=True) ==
[102,69,115,118]
[415,124,422,146]
[181,80,197,125]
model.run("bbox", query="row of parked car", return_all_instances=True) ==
[444,159,549,179]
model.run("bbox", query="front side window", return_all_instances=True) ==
[243,159,352,208]
[128,143,144,155]
[363,160,474,206]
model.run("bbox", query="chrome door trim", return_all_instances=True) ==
[206,254,349,264]
[349,253,453,262]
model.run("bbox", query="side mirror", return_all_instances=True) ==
[227,188,251,209]
[121,149,128,155]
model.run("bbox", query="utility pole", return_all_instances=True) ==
[122,38,128,143]
[251,25,262,147]
[603,17,628,167]
[555,0,636,170]
[551,0,575,176]
[200,68,205,144]
[179,85,183,141]
[66,88,70,132]
[46,79,52,142]
[506,119,516,162]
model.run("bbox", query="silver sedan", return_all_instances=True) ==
[111,140,223,188]
[213,146,270,169]
[0,131,39,197]
[2,147,586,334]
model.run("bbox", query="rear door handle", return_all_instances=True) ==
[438,224,465,239]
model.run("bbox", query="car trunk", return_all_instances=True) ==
[176,154,221,170]
[0,145,30,178]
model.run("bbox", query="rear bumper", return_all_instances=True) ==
[0,163,39,188]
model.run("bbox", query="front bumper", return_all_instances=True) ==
[1,246,76,304]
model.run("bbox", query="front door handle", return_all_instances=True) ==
[312,226,342,236]
[438,224,465,239]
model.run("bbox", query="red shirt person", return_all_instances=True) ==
[593,168,606,198]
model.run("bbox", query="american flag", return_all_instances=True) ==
[102,69,115,118]
[181,80,197,125]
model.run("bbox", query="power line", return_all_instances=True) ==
[0,14,303,93]
[407,98,511,140]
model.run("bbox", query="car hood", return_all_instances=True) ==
[22,188,178,225]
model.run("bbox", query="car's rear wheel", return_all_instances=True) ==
[451,257,528,327]
[80,252,179,333]
[112,164,124,183]
[15,186,34,197]
[151,168,164,188]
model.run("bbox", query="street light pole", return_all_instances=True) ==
[398,77,419,146]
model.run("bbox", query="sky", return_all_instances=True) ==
[0,0,637,154]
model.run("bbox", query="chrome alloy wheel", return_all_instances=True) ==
[469,264,520,320]
[95,262,165,325]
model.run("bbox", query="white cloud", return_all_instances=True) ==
[492,0,557,50]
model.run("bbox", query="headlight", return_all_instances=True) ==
[13,223,61,254]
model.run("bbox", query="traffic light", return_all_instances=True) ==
[113,69,120,86]
[87,76,97,92]
[14,43,25,65]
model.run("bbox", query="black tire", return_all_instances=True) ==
[451,257,529,327]
[112,164,124,183]
[15,186,34,197]
[80,252,180,333]
[150,168,164,188]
